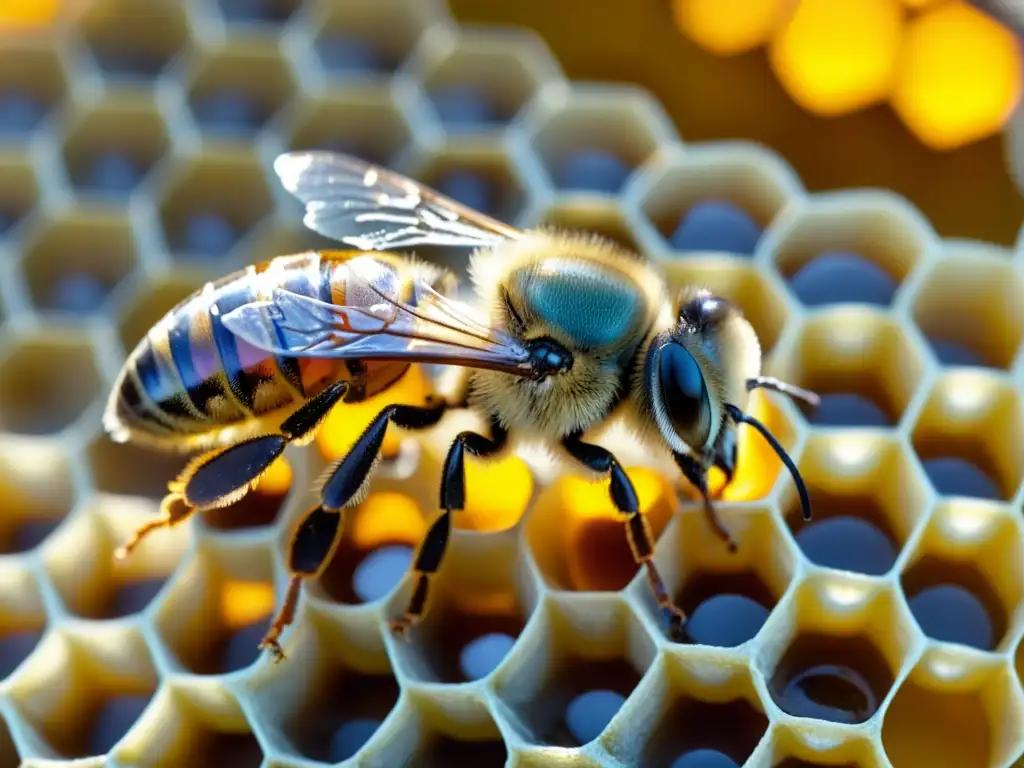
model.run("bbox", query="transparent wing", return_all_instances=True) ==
[274,150,524,251]
[221,257,535,377]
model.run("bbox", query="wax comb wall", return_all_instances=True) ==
[1,1,1024,767]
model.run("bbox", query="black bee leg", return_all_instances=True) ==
[563,433,688,641]
[261,399,449,660]
[674,451,738,552]
[119,382,352,560]
[390,416,508,637]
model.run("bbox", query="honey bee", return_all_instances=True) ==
[105,150,817,660]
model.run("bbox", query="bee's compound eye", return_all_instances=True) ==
[658,342,712,446]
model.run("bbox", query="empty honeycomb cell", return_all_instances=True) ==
[492,595,655,747]
[0,561,46,680]
[767,308,927,428]
[0,331,102,434]
[384,529,536,684]
[768,723,883,768]
[767,0,903,116]
[77,0,189,80]
[526,85,673,195]
[413,25,560,134]
[625,654,768,767]
[383,693,509,767]
[764,194,933,307]
[153,152,273,260]
[899,500,1021,652]
[762,577,915,725]
[113,685,263,768]
[0,441,75,555]
[412,144,528,222]
[59,95,169,198]
[41,496,187,620]
[882,650,1024,768]
[537,199,642,253]
[313,491,427,607]
[641,505,798,648]
[0,41,67,137]
[304,0,439,77]
[7,628,157,759]
[525,466,673,592]
[630,143,802,258]
[782,434,930,576]
[201,455,293,532]
[0,153,38,236]
[20,210,139,315]
[282,88,412,165]
[659,258,793,357]
[185,44,295,139]
[215,0,300,26]
[242,602,401,763]
[154,541,278,676]
[910,371,1024,500]
[910,245,1024,369]
[0,715,17,767]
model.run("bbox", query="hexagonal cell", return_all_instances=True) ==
[767,720,883,767]
[768,309,927,428]
[636,143,801,256]
[114,686,263,767]
[78,0,189,80]
[765,195,932,307]
[0,562,46,680]
[643,505,797,648]
[87,430,189,502]
[0,441,76,554]
[155,152,273,259]
[385,529,537,684]
[8,628,157,759]
[0,42,67,138]
[911,372,1023,501]
[60,95,169,198]
[525,466,674,592]
[399,694,509,767]
[154,541,277,675]
[245,603,400,763]
[186,44,294,139]
[309,0,436,76]
[782,434,930,577]
[116,272,205,353]
[21,211,139,315]
[911,246,1024,368]
[491,595,656,747]
[537,199,642,253]
[283,88,411,165]
[41,497,187,620]
[658,257,792,357]
[763,577,915,725]
[0,153,39,236]
[529,86,670,195]
[0,331,101,434]
[630,655,768,767]
[216,0,300,26]
[413,145,527,223]
[900,500,1020,652]
[417,27,557,133]
[882,650,1023,768]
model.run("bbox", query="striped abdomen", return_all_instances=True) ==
[104,251,410,449]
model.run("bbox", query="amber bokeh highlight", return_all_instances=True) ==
[219,579,275,630]
[457,454,534,532]
[676,0,1024,150]
[0,0,60,32]
[349,491,426,550]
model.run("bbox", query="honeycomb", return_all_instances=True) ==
[1,1,1023,767]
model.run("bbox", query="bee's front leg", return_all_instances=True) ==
[673,451,738,553]
[562,433,689,642]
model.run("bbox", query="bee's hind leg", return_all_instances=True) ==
[116,381,351,561]
[562,433,689,642]
[674,452,739,553]
[261,398,450,660]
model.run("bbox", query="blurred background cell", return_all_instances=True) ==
[0,154,39,237]
[0,43,66,138]
[216,0,300,26]
[0,442,76,555]
[78,0,189,80]
[284,89,411,165]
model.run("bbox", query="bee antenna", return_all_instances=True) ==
[724,403,812,521]
[746,376,821,408]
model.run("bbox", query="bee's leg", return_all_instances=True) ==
[118,382,352,560]
[674,451,738,552]
[261,399,449,659]
[562,433,688,640]
[390,416,508,637]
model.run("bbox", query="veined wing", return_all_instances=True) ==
[221,255,535,377]
[274,150,524,251]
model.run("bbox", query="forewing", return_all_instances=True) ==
[220,259,534,376]
[274,150,523,251]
